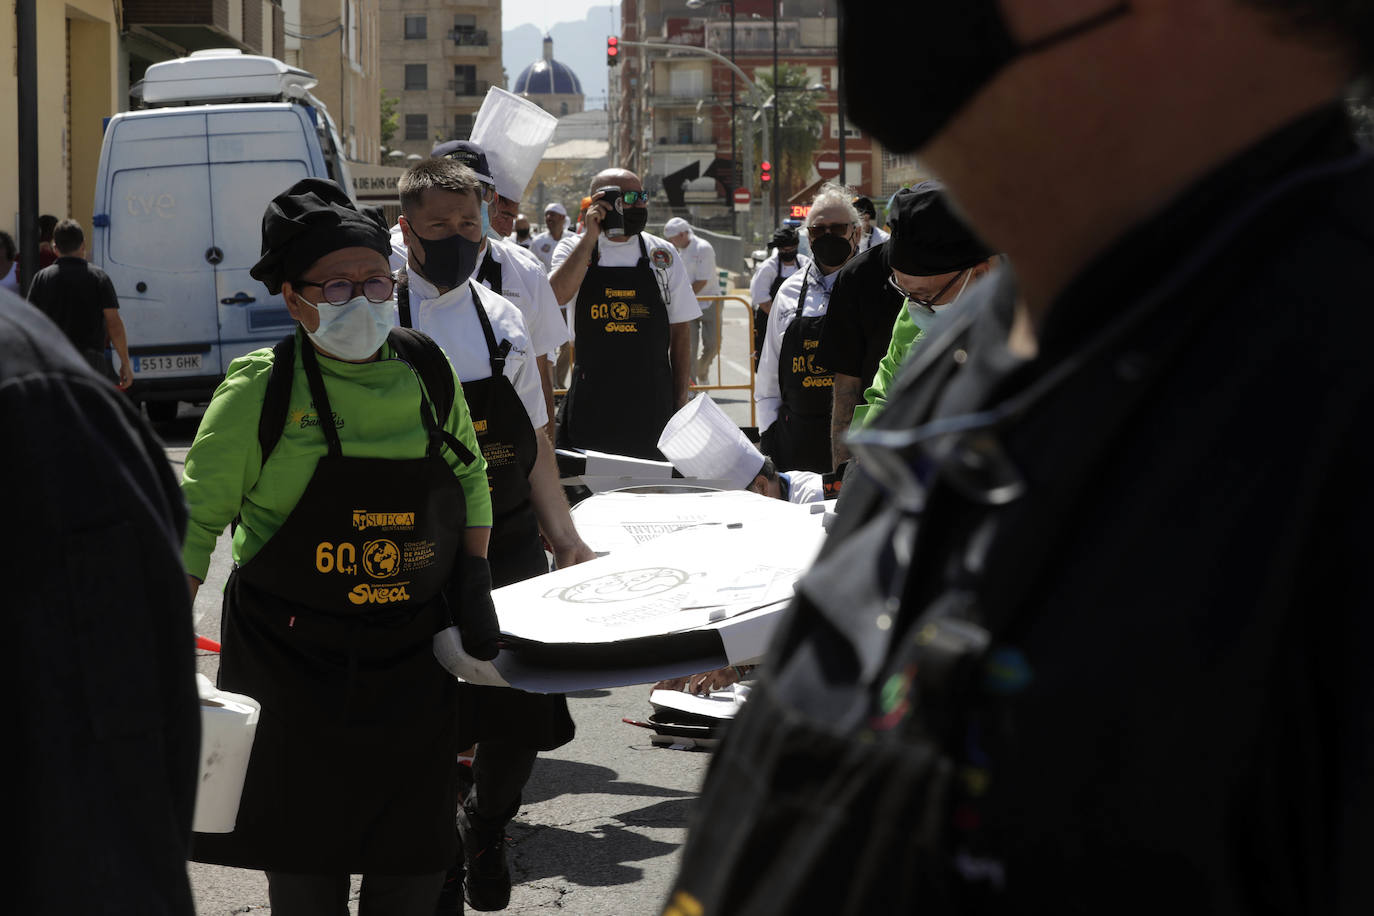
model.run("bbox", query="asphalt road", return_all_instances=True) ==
[159,296,759,914]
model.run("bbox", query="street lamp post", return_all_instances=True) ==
[772,0,781,227]
[686,0,738,234]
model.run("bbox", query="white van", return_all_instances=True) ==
[91,49,355,421]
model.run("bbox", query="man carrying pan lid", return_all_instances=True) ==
[393,154,595,914]
[182,177,497,913]
[390,140,570,431]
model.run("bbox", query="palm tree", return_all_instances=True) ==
[735,64,825,199]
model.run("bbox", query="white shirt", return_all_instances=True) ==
[750,251,811,306]
[858,225,890,253]
[484,238,571,359]
[677,234,720,307]
[755,264,836,431]
[401,268,547,429]
[390,225,570,359]
[779,470,825,504]
[527,229,567,273]
[550,231,702,340]
[0,263,19,294]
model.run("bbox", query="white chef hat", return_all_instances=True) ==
[657,394,766,490]
[663,217,692,238]
[544,202,567,217]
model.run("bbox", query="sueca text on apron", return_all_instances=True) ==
[194,335,469,875]
[558,236,673,460]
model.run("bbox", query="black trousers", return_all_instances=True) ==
[265,870,447,916]
[467,738,539,822]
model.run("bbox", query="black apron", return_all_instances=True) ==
[557,235,673,459]
[457,284,575,751]
[761,272,834,473]
[194,338,467,875]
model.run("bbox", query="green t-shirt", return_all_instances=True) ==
[852,305,926,430]
[181,338,491,581]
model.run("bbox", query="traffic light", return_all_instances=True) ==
[607,36,620,67]
[760,160,772,184]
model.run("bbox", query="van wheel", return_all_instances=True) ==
[146,401,178,423]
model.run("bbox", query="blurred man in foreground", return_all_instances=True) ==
[669,1,1374,912]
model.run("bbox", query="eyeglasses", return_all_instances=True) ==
[619,190,648,206]
[889,269,965,310]
[807,221,854,238]
[295,275,396,306]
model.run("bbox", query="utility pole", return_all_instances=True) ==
[772,0,781,227]
[836,2,846,186]
[17,0,39,295]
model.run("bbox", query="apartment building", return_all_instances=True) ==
[380,0,503,158]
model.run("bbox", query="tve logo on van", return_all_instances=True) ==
[126,192,176,218]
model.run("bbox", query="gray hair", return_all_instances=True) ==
[398,158,483,214]
[805,181,860,230]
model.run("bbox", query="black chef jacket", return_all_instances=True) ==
[815,241,906,385]
[672,103,1374,914]
[2,290,200,913]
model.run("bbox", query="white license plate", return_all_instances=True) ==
[136,353,203,375]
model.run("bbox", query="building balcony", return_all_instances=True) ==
[449,80,491,100]
[450,29,489,48]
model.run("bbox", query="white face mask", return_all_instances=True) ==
[305,295,394,361]
[905,270,973,329]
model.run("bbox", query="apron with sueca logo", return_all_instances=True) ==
[459,283,575,751]
[558,235,673,460]
[764,271,835,473]
[192,336,469,875]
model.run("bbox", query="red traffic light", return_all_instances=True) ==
[607,35,620,65]
[760,160,772,183]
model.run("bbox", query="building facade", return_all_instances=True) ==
[615,0,894,238]
[379,0,503,159]
[282,0,382,164]
[1,0,290,241]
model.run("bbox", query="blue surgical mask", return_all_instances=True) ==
[481,199,502,240]
[305,295,394,361]
[905,271,973,330]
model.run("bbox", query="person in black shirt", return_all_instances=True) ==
[669,1,1374,913]
[2,287,200,914]
[819,182,994,466]
[26,218,133,389]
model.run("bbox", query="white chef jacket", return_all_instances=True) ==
[550,231,702,340]
[779,470,825,504]
[749,252,812,307]
[858,225,890,253]
[390,224,569,360]
[755,263,836,432]
[401,268,547,429]
[528,229,568,273]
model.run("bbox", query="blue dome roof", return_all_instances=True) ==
[514,38,583,96]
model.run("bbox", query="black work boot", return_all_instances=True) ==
[434,858,465,915]
[456,801,511,911]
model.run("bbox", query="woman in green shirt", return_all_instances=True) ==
[182,178,495,914]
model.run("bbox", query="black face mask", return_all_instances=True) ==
[811,235,853,270]
[841,2,1129,153]
[778,249,798,264]
[516,228,530,241]
[414,230,481,290]
[623,206,649,237]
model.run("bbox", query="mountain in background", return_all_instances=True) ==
[503,5,619,110]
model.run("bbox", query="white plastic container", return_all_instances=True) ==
[193,674,261,833]
[657,394,766,489]
[470,86,558,202]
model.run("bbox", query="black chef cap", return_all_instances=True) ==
[770,227,799,249]
[852,196,877,219]
[888,181,994,276]
[250,178,392,295]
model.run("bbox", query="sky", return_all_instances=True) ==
[502,0,618,33]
